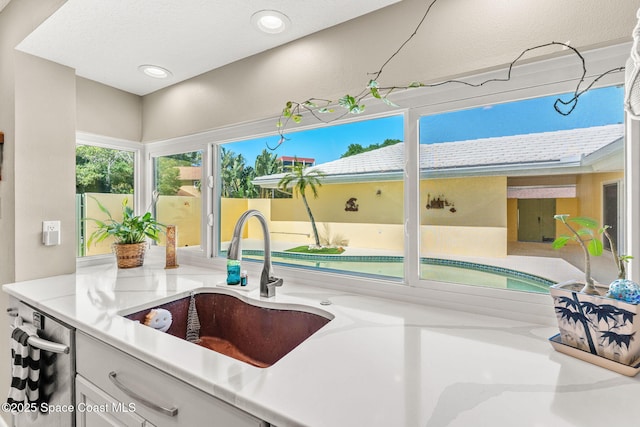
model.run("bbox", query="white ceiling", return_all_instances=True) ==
[16,0,401,96]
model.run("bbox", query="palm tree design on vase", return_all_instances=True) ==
[555,294,637,364]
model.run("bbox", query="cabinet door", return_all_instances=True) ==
[76,375,152,427]
[76,332,267,427]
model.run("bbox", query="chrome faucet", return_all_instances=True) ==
[227,210,283,297]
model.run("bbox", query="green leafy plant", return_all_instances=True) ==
[273,0,625,147]
[86,196,165,246]
[553,214,632,294]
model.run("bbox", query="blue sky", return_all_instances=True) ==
[224,115,405,165]
[224,85,623,166]
[420,85,624,144]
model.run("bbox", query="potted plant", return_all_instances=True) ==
[86,196,165,268]
[550,214,640,372]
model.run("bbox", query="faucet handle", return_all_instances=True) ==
[270,277,283,287]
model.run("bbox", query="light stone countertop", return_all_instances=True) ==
[3,253,640,427]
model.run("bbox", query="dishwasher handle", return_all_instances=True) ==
[109,371,179,417]
[27,335,70,354]
[7,312,70,354]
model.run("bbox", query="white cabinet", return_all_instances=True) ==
[76,332,267,427]
[76,375,151,427]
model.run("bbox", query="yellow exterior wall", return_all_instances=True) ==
[156,196,202,247]
[420,176,507,227]
[555,198,579,239]
[266,221,404,251]
[221,198,249,242]
[84,193,204,255]
[219,172,621,255]
[246,199,272,241]
[421,226,507,257]
[420,176,507,256]
[265,181,405,250]
[271,181,404,224]
[504,171,621,245]
[577,172,623,224]
[506,198,578,242]
[84,193,131,256]
[253,177,507,255]
[506,199,518,242]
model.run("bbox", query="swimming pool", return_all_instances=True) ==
[239,250,553,294]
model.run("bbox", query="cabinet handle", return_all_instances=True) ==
[108,371,178,417]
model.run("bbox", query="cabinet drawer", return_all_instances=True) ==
[76,332,266,427]
[76,375,150,427]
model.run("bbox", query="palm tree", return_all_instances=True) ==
[254,149,283,198]
[221,148,252,198]
[277,160,325,247]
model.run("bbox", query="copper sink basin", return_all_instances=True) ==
[122,289,332,368]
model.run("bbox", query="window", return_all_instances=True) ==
[418,86,624,293]
[217,115,405,278]
[130,44,631,319]
[153,151,203,248]
[76,144,136,256]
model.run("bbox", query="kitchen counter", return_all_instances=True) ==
[4,254,640,426]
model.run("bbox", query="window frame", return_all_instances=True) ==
[145,138,209,256]
[75,132,143,264]
[119,42,634,324]
[402,43,632,319]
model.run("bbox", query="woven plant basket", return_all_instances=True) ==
[113,242,147,268]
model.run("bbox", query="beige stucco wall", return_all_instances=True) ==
[141,0,637,142]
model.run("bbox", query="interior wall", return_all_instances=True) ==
[141,0,639,142]
[76,77,142,141]
[14,51,76,280]
[0,1,70,423]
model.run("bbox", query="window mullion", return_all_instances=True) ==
[405,110,420,287]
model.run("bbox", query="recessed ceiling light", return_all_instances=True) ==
[251,10,291,34]
[138,64,172,79]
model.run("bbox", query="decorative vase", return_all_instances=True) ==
[550,281,640,368]
[113,242,147,268]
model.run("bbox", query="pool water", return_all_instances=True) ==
[240,251,553,294]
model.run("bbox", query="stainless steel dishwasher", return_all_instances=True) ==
[6,297,75,427]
